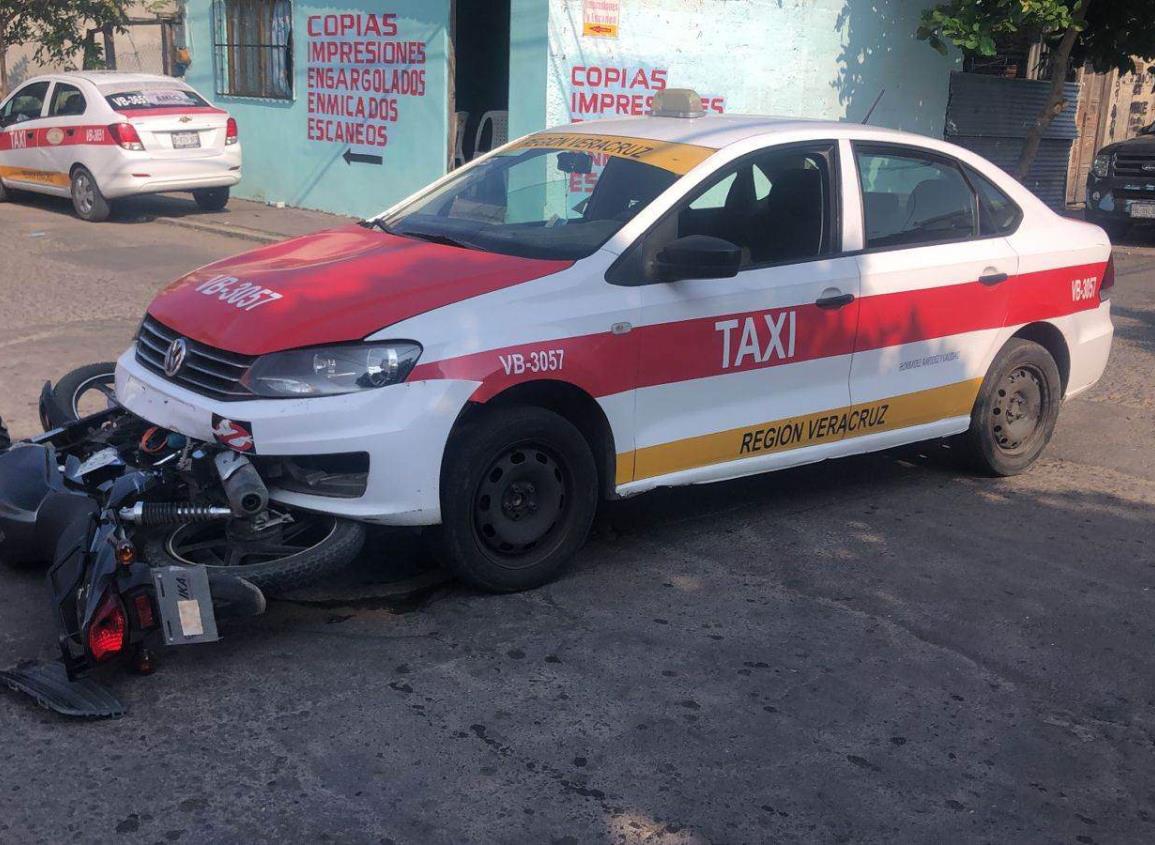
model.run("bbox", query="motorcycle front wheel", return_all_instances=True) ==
[143,511,365,594]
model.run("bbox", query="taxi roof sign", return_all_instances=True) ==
[650,88,706,119]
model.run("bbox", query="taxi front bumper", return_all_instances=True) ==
[114,349,478,525]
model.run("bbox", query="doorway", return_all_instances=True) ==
[450,0,511,168]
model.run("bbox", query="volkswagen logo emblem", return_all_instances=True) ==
[164,338,188,377]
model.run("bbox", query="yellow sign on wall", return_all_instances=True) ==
[582,0,620,38]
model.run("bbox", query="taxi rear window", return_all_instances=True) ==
[105,88,210,111]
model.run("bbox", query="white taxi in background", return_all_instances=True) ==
[0,71,241,221]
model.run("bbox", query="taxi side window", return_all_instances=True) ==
[0,81,50,127]
[48,84,87,118]
[674,148,833,267]
[856,147,977,249]
[964,165,1022,236]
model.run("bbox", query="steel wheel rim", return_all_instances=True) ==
[990,364,1045,454]
[73,173,94,214]
[166,514,338,569]
[71,374,116,417]
[473,442,569,566]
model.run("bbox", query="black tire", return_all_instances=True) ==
[0,178,10,202]
[437,406,599,593]
[70,166,111,222]
[47,362,117,424]
[0,417,9,452]
[193,187,230,211]
[143,512,366,595]
[963,338,1062,477]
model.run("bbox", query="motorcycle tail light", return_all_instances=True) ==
[1100,255,1115,301]
[108,122,144,151]
[87,592,128,663]
[225,117,238,145]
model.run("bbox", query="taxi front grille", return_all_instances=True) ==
[135,316,256,401]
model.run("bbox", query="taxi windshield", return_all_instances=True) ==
[378,144,683,260]
[104,87,210,112]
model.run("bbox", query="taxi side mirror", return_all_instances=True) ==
[654,235,742,282]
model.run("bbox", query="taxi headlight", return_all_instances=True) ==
[1092,154,1112,178]
[241,342,422,398]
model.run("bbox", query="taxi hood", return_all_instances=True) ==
[145,225,572,356]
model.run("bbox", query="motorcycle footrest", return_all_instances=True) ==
[0,660,125,719]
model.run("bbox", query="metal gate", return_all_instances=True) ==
[945,71,1080,210]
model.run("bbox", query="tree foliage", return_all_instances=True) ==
[0,1,137,94]
[919,0,1155,74]
[916,0,1155,178]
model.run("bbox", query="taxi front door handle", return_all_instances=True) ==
[816,292,855,309]
[979,272,1009,286]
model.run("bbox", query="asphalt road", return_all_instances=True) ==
[1,195,1154,844]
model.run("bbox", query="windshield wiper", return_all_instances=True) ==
[394,230,481,250]
[359,218,395,233]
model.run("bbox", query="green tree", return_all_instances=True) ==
[918,0,1155,178]
[0,1,134,96]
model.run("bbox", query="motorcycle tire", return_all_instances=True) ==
[47,362,118,425]
[143,512,366,595]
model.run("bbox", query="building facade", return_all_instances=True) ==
[178,0,960,218]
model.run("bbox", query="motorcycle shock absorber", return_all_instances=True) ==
[118,502,233,526]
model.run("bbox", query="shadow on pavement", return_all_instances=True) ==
[6,188,229,225]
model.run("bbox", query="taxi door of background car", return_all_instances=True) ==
[620,142,862,484]
[35,81,91,188]
[0,80,50,190]
[848,143,1018,438]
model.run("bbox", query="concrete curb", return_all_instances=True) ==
[154,215,286,245]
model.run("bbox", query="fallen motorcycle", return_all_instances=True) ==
[0,367,365,718]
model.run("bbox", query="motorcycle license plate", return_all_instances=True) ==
[151,565,219,645]
[171,131,201,150]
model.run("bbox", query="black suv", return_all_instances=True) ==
[1086,124,1155,237]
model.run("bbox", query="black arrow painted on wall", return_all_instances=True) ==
[342,149,383,166]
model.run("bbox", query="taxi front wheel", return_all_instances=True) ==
[964,338,1062,477]
[70,167,111,222]
[437,406,599,593]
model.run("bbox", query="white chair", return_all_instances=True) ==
[474,110,509,157]
[453,110,469,168]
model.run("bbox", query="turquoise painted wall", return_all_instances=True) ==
[183,0,957,218]
[184,1,450,218]
[533,0,960,138]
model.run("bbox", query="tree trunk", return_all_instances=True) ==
[0,26,8,98]
[1015,0,1093,180]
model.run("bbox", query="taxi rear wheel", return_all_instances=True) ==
[193,187,230,211]
[70,167,111,222]
[965,338,1062,476]
[437,406,599,593]
[0,178,10,202]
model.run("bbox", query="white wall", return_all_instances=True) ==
[540,0,960,137]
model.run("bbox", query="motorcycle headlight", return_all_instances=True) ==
[241,342,422,398]
[1092,154,1112,178]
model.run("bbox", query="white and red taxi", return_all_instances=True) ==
[0,71,240,221]
[113,89,1114,591]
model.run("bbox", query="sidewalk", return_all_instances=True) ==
[127,192,356,244]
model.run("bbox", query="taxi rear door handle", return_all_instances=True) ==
[979,272,1009,286]
[816,292,855,309]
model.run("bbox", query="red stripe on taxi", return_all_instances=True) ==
[412,261,1108,400]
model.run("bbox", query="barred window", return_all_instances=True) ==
[212,0,293,100]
